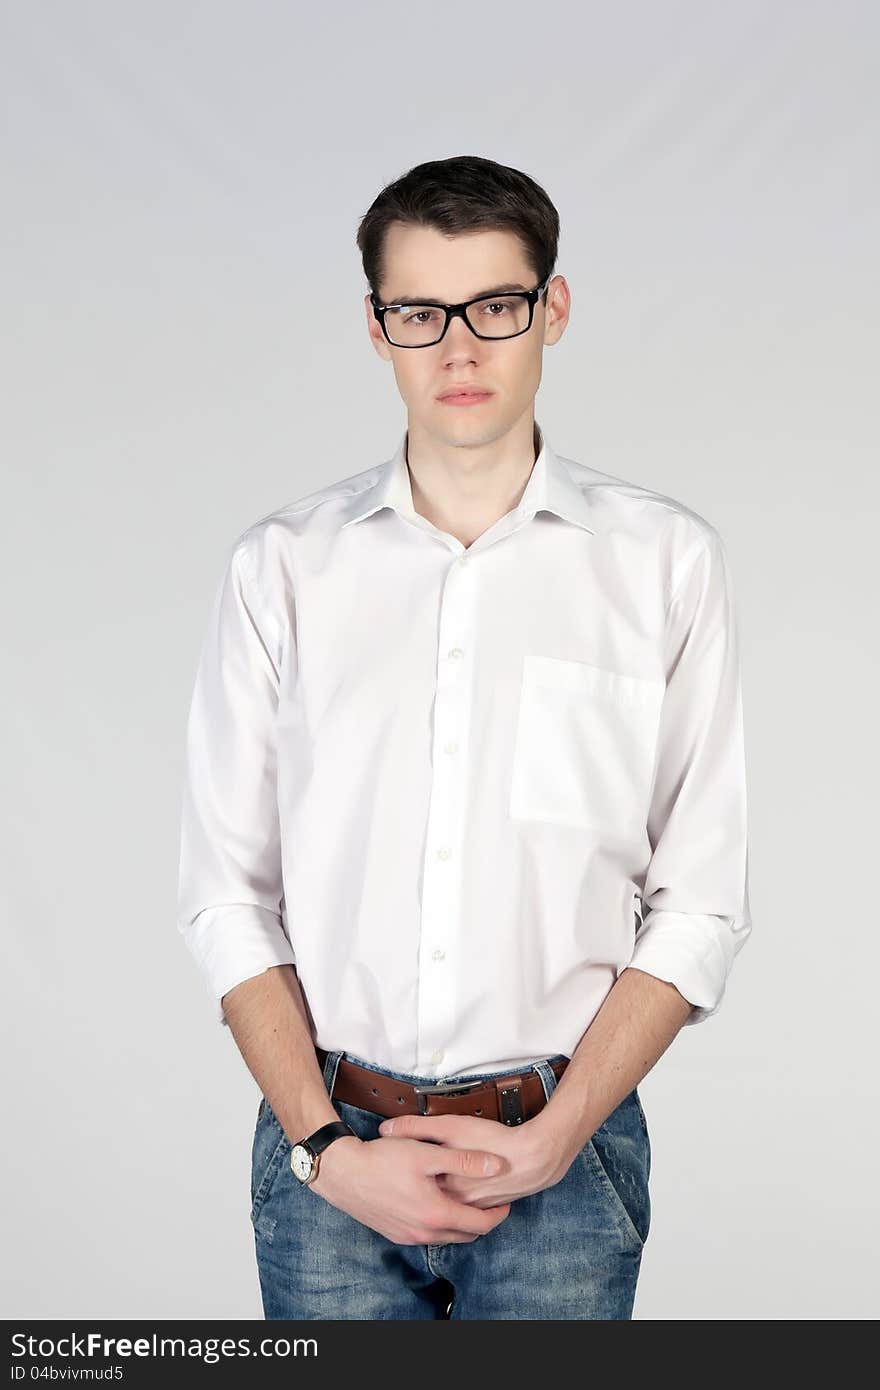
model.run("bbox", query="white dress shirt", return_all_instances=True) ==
[177,423,752,1078]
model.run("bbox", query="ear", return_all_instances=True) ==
[365,292,393,361]
[543,275,571,346]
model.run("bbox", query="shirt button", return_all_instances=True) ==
[444,740,458,754]
[437,847,452,860]
[431,948,446,961]
[448,647,464,659]
[431,1049,444,1064]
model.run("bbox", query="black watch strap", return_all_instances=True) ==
[305,1119,357,1154]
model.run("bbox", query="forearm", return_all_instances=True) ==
[221,964,340,1143]
[531,966,693,1170]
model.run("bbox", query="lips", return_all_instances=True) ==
[437,388,493,401]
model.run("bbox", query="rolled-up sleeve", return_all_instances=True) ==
[176,535,296,1026]
[623,526,753,1024]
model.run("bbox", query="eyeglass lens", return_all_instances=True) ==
[382,294,532,346]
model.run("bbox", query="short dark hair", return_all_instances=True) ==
[356,155,560,303]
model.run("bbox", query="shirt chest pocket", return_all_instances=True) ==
[509,654,666,839]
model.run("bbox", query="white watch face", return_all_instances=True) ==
[290,1144,314,1182]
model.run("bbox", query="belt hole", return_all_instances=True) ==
[475,1108,482,1115]
[371,1087,378,1094]
[397,1096,406,1104]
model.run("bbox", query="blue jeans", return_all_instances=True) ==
[251,1048,651,1319]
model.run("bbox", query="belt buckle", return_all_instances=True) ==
[412,1078,484,1115]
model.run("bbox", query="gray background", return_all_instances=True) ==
[3,0,877,1319]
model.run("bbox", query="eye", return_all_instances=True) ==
[476,297,516,317]
[398,307,442,326]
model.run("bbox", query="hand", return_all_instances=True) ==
[376,1112,563,1207]
[307,1131,513,1245]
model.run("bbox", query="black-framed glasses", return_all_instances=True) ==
[370,275,552,348]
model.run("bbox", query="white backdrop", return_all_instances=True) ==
[2,0,877,1319]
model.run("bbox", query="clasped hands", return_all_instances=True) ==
[376,1110,565,1207]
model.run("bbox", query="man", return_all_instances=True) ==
[177,155,752,1321]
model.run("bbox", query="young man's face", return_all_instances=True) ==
[364,222,569,449]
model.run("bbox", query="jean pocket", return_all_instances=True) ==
[581,1091,651,1248]
[632,1088,652,1175]
[250,1097,292,1226]
[509,654,665,839]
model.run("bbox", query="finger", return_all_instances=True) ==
[378,1116,450,1140]
[423,1146,503,1179]
[436,1178,509,1206]
[435,1195,512,1237]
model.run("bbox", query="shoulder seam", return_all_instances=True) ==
[242,475,380,533]
[578,478,714,527]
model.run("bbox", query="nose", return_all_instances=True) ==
[441,313,481,363]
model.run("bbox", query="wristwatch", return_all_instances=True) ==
[290,1120,357,1186]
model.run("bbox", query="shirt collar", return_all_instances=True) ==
[339,423,596,536]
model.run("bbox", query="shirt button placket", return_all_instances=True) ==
[416,546,476,1075]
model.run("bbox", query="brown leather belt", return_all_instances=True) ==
[316,1046,569,1125]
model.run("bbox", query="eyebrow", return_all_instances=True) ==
[383,281,530,307]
